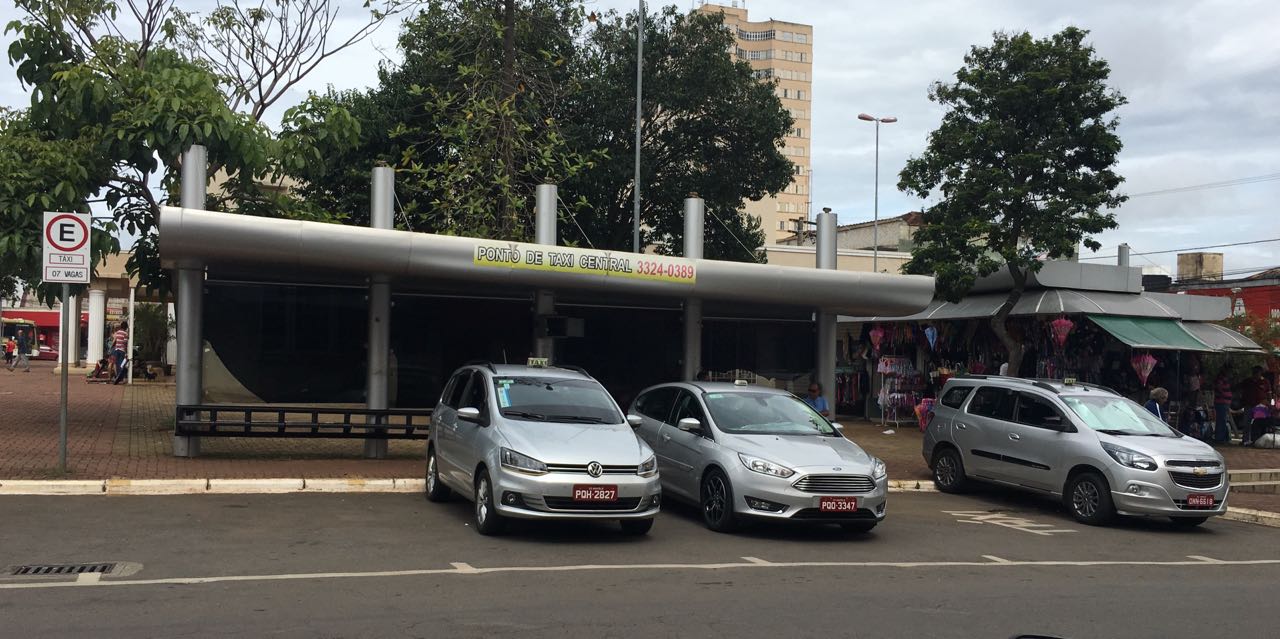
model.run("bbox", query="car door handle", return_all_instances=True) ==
[955,423,967,430]
[1008,433,1021,441]
[661,434,671,442]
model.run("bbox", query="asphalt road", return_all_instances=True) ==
[1,487,1276,639]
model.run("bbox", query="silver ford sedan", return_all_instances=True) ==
[629,381,888,533]
[427,363,661,536]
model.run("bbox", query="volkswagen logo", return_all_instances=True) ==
[587,462,603,478]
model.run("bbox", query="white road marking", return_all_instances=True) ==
[1187,555,1225,564]
[450,562,478,573]
[1,556,1277,591]
[741,557,772,565]
[944,510,1078,536]
[75,572,101,584]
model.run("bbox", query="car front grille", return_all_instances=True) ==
[544,464,638,475]
[1168,471,1223,489]
[792,474,876,494]
[1166,459,1222,468]
[541,496,643,511]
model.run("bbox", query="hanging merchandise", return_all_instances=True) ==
[1050,316,1075,351]
[1131,352,1157,386]
[869,325,885,356]
[924,325,938,351]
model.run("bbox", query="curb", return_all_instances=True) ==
[0,478,424,496]
[887,479,937,493]
[1222,507,1280,528]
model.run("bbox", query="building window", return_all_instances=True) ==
[737,28,775,41]
[752,68,773,79]
[793,164,806,175]
[777,220,786,230]
[796,89,807,100]
[791,127,804,138]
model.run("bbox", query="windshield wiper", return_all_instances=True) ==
[1096,429,1140,436]
[501,410,546,421]
[545,415,610,424]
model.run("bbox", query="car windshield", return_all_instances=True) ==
[702,391,837,436]
[1061,395,1180,437]
[492,377,622,424]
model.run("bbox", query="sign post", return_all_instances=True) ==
[43,211,91,474]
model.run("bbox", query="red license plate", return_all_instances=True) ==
[819,496,859,512]
[572,485,618,502]
[1186,494,1215,508]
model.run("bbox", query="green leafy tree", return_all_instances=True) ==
[3,0,398,293]
[899,27,1127,375]
[563,6,791,259]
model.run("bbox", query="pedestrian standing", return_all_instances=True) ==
[803,382,831,418]
[8,330,31,372]
[3,337,13,366]
[1144,387,1169,422]
[1212,373,1233,443]
[111,321,129,384]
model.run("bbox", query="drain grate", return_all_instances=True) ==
[11,563,115,576]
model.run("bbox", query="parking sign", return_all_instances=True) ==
[42,211,92,284]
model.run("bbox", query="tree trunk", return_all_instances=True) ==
[499,0,517,232]
[990,264,1029,377]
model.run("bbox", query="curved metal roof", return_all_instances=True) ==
[159,207,935,317]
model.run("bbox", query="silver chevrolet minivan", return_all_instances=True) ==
[924,376,1228,527]
[426,362,662,535]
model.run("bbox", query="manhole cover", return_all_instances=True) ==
[11,563,116,576]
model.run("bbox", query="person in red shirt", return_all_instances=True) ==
[111,321,129,385]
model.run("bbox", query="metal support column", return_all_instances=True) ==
[534,184,557,362]
[365,166,394,459]
[815,208,837,417]
[66,294,81,367]
[87,289,106,363]
[173,145,207,458]
[682,195,704,381]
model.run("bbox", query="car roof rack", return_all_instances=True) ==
[464,359,498,374]
[553,364,593,378]
[956,374,1060,395]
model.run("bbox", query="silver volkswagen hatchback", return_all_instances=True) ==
[426,362,661,535]
[629,381,888,533]
[924,376,1229,527]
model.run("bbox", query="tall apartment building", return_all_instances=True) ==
[697,2,813,242]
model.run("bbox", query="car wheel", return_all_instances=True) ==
[700,469,738,533]
[425,447,452,502]
[1169,516,1209,528]
[473,471,506,535]
[1065,472,1115,526]
[932,447,969,493]
[619,518,654,536]
[840,521,876,534]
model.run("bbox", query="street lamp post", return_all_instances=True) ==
[857,113,897,272]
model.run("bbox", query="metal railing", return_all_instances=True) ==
[175,405,432,439]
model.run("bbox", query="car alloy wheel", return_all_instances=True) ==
[700,471,738,533]
[473,472,506,535]
[932,448,967,493]
[425,448,452,502]
[1065,472,1114,526]
[1072,480,1099,518]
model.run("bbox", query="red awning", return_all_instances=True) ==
[3,309,89,328]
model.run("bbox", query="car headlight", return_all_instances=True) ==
[500,448,548,475]
[1101,442,1158,471]
[738,453,794,478]
[637,455,657,477]
[871,457,887,479]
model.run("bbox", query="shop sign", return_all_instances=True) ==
[472,241,696,285]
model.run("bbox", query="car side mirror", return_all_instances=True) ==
[627,414,643,428]
[457,407,482,423]
[677,417,702,433]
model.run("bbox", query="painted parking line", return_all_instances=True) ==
[944,510,1078,536]
[2,555,1278,592]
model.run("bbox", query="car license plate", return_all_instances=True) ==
[819,496,858,512]
[1186,494,1215,508]
[572,485,618,502]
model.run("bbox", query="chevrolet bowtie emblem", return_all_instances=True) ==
[1193,468,1207,476]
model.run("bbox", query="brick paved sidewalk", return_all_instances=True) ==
[2,362,1278,513]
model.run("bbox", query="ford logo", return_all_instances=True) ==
[832,467,842,472]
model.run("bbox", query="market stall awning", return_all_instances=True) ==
[1086,315,1213,351]
[842,289,1186,323]
[1182,321,1265,352]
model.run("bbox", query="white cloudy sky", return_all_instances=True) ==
[3,0,1277,278]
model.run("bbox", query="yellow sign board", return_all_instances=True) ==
[473,241,696,285]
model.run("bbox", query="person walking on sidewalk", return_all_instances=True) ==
[111,321,129,384]
[7,330,31,372]
[3,336,13,367]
